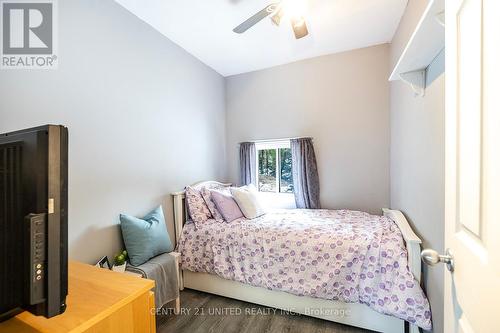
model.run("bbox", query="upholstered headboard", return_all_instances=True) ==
[171,181,232,245]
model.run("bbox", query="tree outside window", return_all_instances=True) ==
[256,141,293,194]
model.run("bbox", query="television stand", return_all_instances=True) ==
[0,261,156,333]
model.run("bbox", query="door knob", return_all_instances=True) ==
[421,248,454,272]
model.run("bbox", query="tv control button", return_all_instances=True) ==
[36,264,42,269]
[36,269,42,274]
[36,276,42,281]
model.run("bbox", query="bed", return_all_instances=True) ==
[172,181,430,333]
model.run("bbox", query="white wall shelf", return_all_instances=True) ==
[389,0,445,96]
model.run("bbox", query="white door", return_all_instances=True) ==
[443,0,500,332]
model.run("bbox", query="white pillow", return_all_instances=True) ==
[230,184,266,219]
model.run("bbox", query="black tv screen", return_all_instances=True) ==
[0,125,68,322]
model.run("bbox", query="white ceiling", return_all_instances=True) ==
[115,0,408,77]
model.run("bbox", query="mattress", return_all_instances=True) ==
[177,209,432,330]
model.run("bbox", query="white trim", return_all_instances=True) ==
[241,137,304,145]
[255,140,290,150]
[172,182,423,333]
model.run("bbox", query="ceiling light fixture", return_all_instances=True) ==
[291,16,309,39]
[233,0,310,39]
[271,6,285,26]
[281,0,308,21]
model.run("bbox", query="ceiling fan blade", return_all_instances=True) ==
[233,3,280,34]
[291,17,309,39]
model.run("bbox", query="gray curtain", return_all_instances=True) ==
[239,142,256,186]
[291,138,320,209]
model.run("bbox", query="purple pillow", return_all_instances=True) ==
[200,187,224,223]
[185,186,212,227]
[210,190,244,222]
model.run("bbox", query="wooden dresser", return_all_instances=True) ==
[0,261,156,333]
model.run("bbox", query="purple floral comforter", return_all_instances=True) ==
[177,209,432,330]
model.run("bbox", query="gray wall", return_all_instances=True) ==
[0,0,226,264]
[225,44,391,214]
[390,1,445,332]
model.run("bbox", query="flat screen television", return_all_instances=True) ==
[0,125,68,322]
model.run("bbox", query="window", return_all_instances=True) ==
[256,141,293,194]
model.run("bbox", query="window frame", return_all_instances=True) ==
[255,140,293,194]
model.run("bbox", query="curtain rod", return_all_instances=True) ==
[239,137,313,145]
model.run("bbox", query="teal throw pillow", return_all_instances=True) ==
[119,206,173,266]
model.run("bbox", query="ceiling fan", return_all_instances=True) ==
[233,1,309,39]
